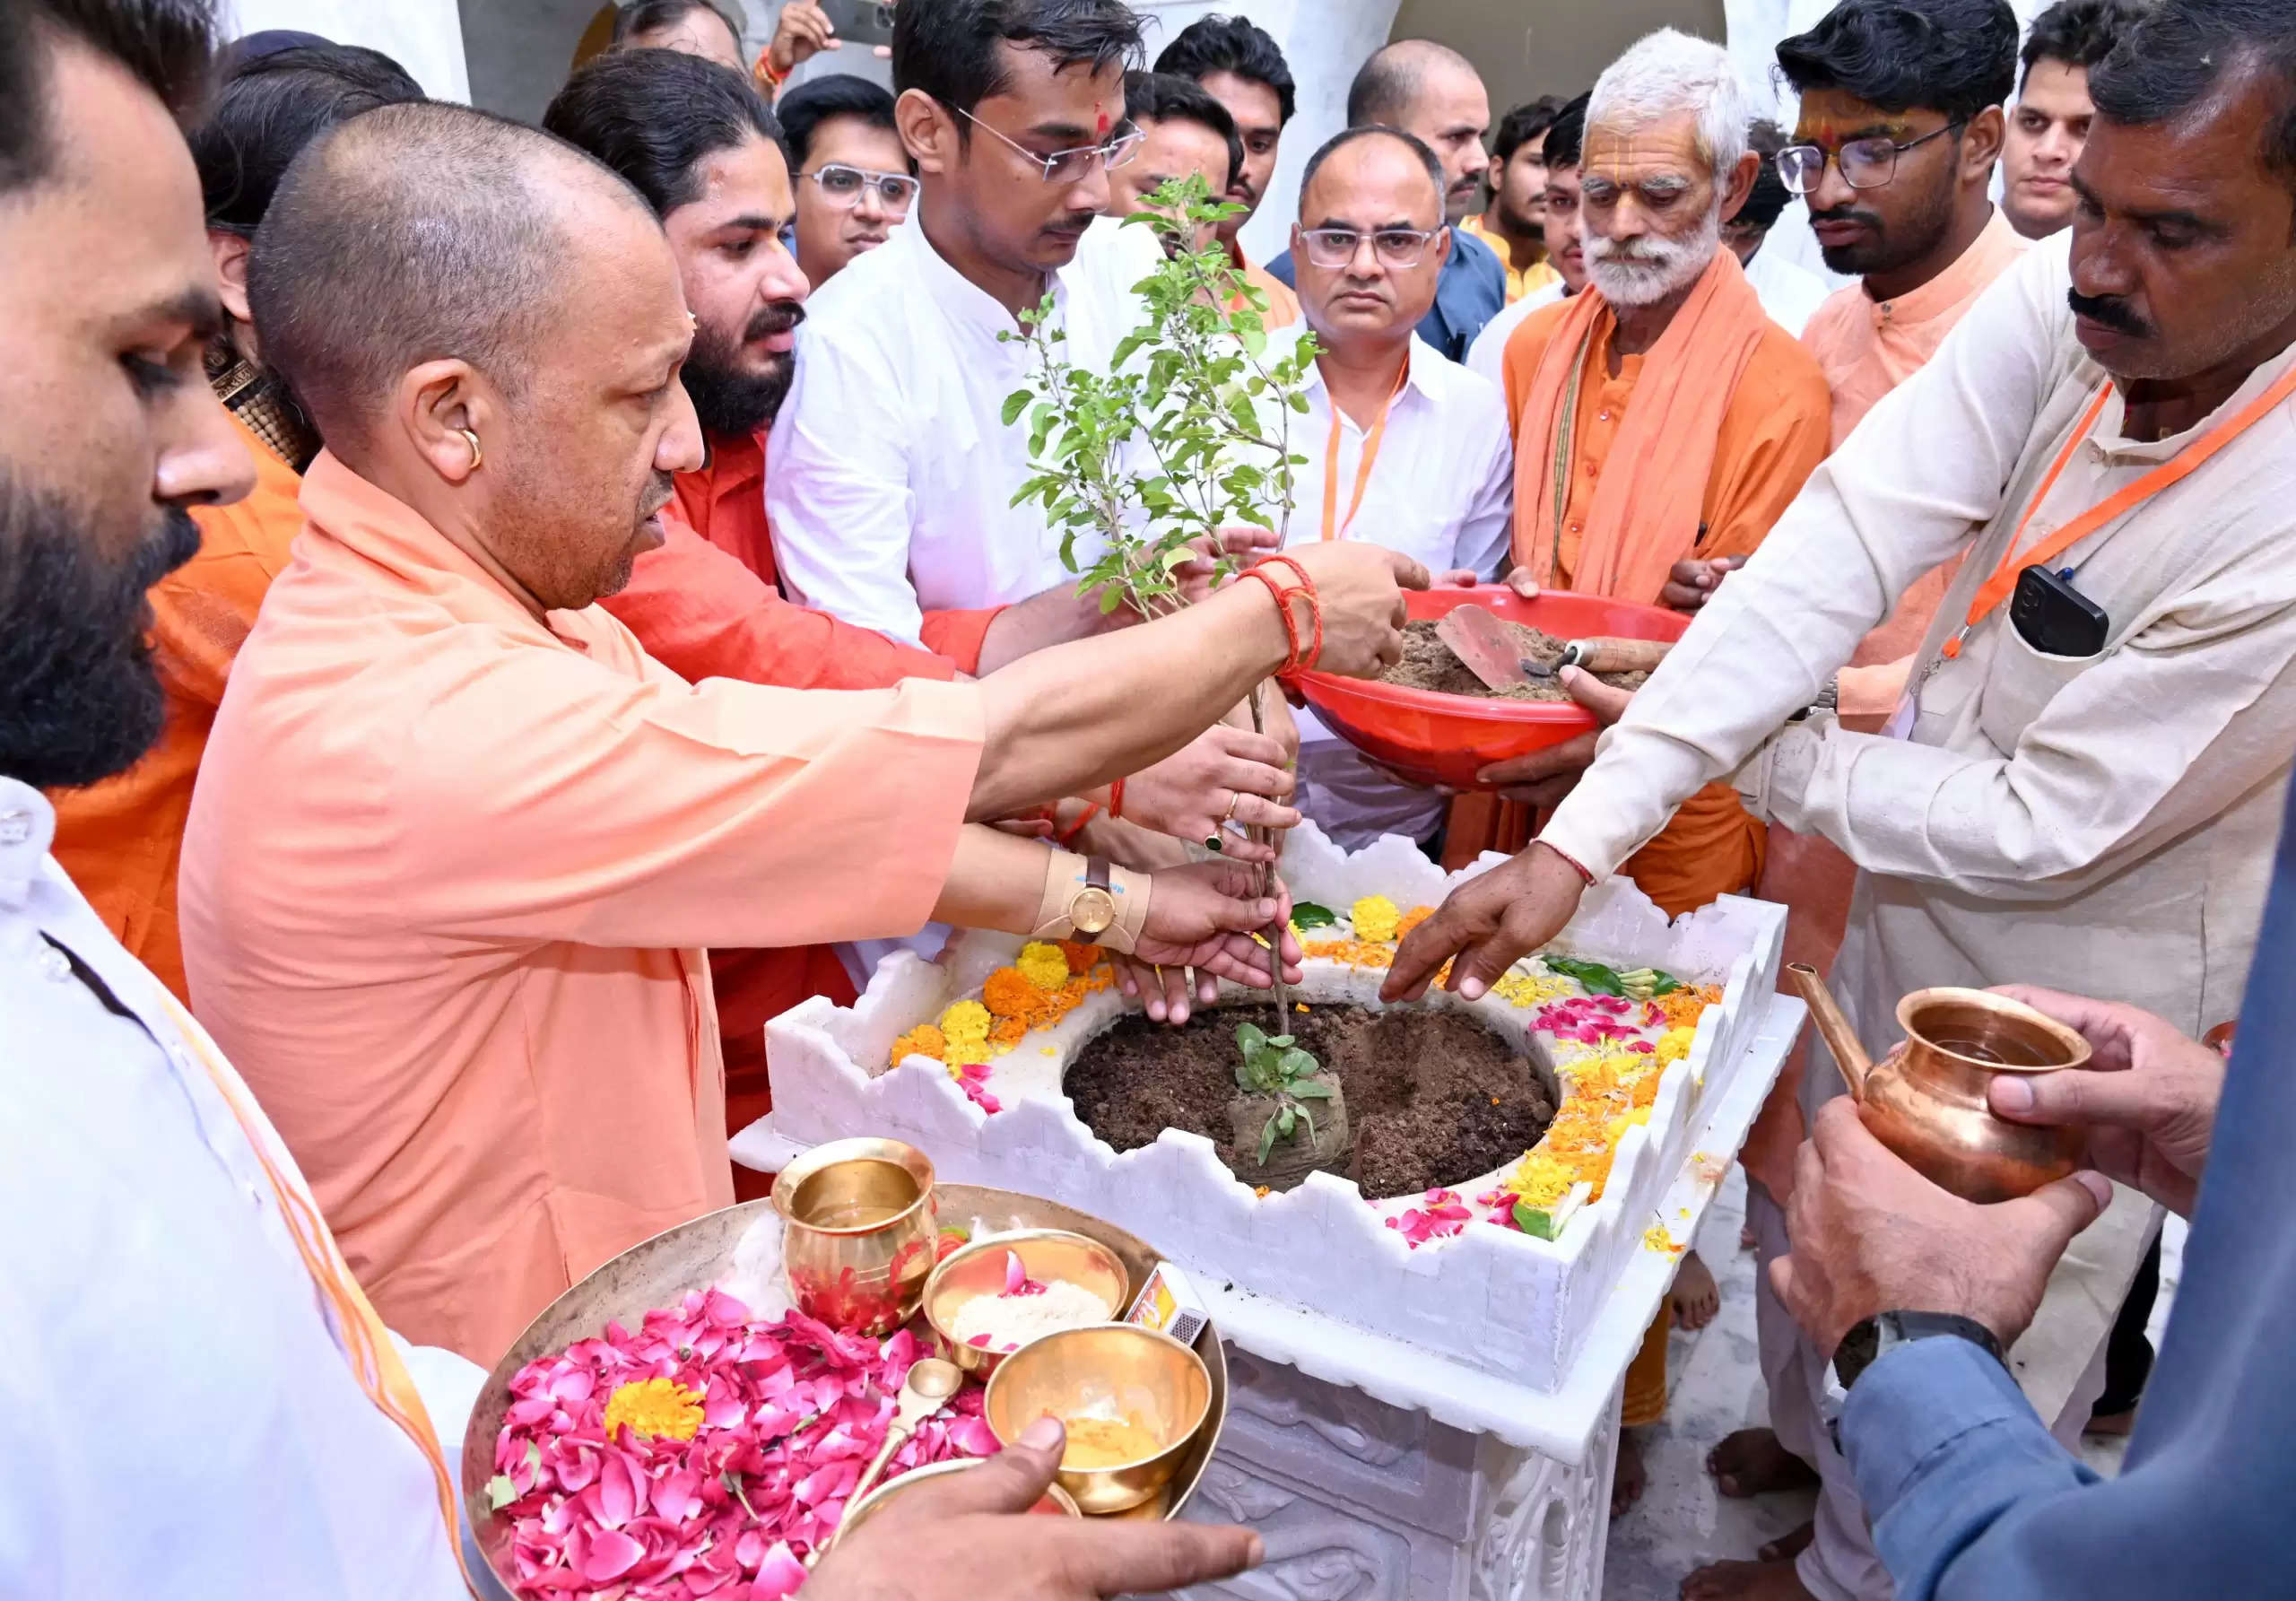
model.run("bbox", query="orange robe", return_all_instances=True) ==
[179,453,987,1362]
[607,430,1006,1190]
[1742,211,2027,1200]
[48,413,300,1002]
[1445,251,1831,918]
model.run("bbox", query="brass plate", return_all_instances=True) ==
[461,1186,1228,1595]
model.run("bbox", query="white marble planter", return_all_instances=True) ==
[733,830,1802,1598]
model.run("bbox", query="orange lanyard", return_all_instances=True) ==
[159,996,477,1595]
[1319,355,1413,542]
[1942,361,2296,658]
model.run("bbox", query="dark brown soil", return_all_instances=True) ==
[1063,1003,1557,1200]
[1383,618,1651,701]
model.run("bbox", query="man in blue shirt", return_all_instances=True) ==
[1766,30,2296,1587]
[1267,39,1507,361]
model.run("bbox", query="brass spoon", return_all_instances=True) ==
[814,1358,965,1563]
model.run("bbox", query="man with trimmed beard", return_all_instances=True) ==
[2004,0,2152,240]
[1465,91,1589,385]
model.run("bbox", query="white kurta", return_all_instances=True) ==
[1542,231,2296,1066]
[1280,335,1515,847]
[1744,244,1833,338]
[0,779,465,1599]
[1465,277,1567,388]
[766,208,1166,644]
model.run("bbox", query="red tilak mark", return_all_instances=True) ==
[1095,105,1110,139]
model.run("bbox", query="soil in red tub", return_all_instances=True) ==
[1063,1003,1557,1199]
[1384,618,1651,700]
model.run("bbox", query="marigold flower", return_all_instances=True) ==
[1351,894,1401,944]
[891,1023,946,1065]
[1057,939,1103,975]
[1015,941,1072,991]
[988,1015,1027,1048]
[981,968,1042,1019]
[939,999,992,1045]
[1395,904,1436,939]
[601,1377,703,1442]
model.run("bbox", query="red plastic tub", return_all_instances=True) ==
[1292,587,1688,791]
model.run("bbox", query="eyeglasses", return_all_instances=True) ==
[957,107,1144,184]
[1776,121,1964,194]
[803,163,919,213]
[1300,226,1443,271]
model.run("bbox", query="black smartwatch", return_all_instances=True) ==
[1824,1310,2009,1452]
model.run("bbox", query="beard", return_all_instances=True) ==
[681,300,805,438]
[1810,176,1956,279]
[0,474,201,790]
[1586,204,1721,308]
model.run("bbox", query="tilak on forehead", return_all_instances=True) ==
[1794,112,1917,149]
[1095,101,1110,139]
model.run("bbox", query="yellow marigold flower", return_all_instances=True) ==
[1642,1223,1683,1256]
[1015,941,1071,992]
[1657,1025,1698,1066]
[891,1023,946,1064]
[1500,1151,1578,1208]
[939,999,992,1045]
[602,1377,703,1442]
[1492,969,1573,1007]
[1351,895,1401,944]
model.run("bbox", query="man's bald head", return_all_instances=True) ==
[1345,39,1492,224]
[248,100,657,448]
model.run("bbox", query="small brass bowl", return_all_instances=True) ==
[983,1324,1212,1515]
[839,1457,1081,1539]
[924,1231,1131,1377]
[771,1137,938,1334]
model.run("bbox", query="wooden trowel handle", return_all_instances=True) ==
[1565,636,1672,674]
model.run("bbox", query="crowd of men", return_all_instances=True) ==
[3,0,2292,1595]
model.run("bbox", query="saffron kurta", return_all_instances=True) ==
[179,454,987,1362]
[1445,255,1831,917]
[1460,213,1563,304]
[47,413,300,1002]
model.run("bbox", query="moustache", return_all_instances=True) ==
[744,300,805,344]
[2067,287,2154,339]
[639,472,676,519]
[1807,204,1883,231]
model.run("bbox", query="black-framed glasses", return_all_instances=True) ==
[957,107,1144,184]
[1776,121,1964,194]
[803,163,919,213]
[1300,225,1444,270]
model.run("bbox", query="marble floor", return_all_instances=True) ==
[1601,1168,2186,1598]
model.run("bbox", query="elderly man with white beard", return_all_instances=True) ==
[1439,27,1833,1514]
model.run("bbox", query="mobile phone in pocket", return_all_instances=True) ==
[2010,564,2109,657]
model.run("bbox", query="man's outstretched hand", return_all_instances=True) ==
[1122,724,1300,864]
[1131,858,1304,1019]
[1772,1100,2112,1358]
[805,1416,1263,1601]
[1380,841,1588,1003]
[1986,988,2223,1217]
[1471,666,1633,806]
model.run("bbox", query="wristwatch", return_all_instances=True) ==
[1787,674,1840,724]
[1067,856,1118,944]
[1822,1310,2009,1451]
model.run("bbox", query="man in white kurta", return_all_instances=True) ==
[1277,127,1513,847]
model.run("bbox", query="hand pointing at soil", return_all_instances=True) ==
[1380,842,1589,1005]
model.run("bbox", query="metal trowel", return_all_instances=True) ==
[1434,603,1553,692]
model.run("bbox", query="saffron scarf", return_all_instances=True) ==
[1509,248,1770,600]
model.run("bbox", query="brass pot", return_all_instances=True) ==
[771,1137,938,1334]
[982,1323,1213,1516]
[922,1229,1130,1377]
[1787,965,2092,1204]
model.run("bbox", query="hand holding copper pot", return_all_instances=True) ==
[1787,965,2093,1205]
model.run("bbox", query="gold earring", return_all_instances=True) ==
[457,427,483,473]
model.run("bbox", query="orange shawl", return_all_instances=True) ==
[1509,248,1770,596]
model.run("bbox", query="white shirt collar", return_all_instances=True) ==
[0,777,53,909]
[897,201,1077,338]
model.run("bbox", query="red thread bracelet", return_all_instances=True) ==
[1239,566,1305,671]
[1054,802,1100,847]
[1109,778,1126,820]
[1251,554,1325,673]
[1538,840,1597,886]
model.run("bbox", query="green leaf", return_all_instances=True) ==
[1287,1076,1335,1100]
[485,1474,517,1511]
[1511,1198,1561,1240]
[1297,1102,1318,1144]
[1275,1048,1317,1080]
[1001,390,1030,428]
[1236,1022,1267,1057]
[1257,1112,1280,1163]
[1277,1105,1296,1138]
[1266,1033,1293,1048]
[1290,901,1337,929]
[1544,956,1626,996]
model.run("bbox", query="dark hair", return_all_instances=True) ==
[1492,95,1564,164]
[192,43,422,235]
[1297,124,1444,214]
[1152,13,1294,126]
[892,0,1142,126]
[1737,118,1794,230]
[611,0,741,50]
[544,47,782,218]
[777,72,900,168]
[1775,0,2020,122]
[1543,91,1590,170]
[2091,0,2296,193]
[1345,39,1476,129]
[1125,69,1241,190]
[1,0,215,192]
[2023,0,2152,83]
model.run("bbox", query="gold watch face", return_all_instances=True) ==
[1070,886,1117,935]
